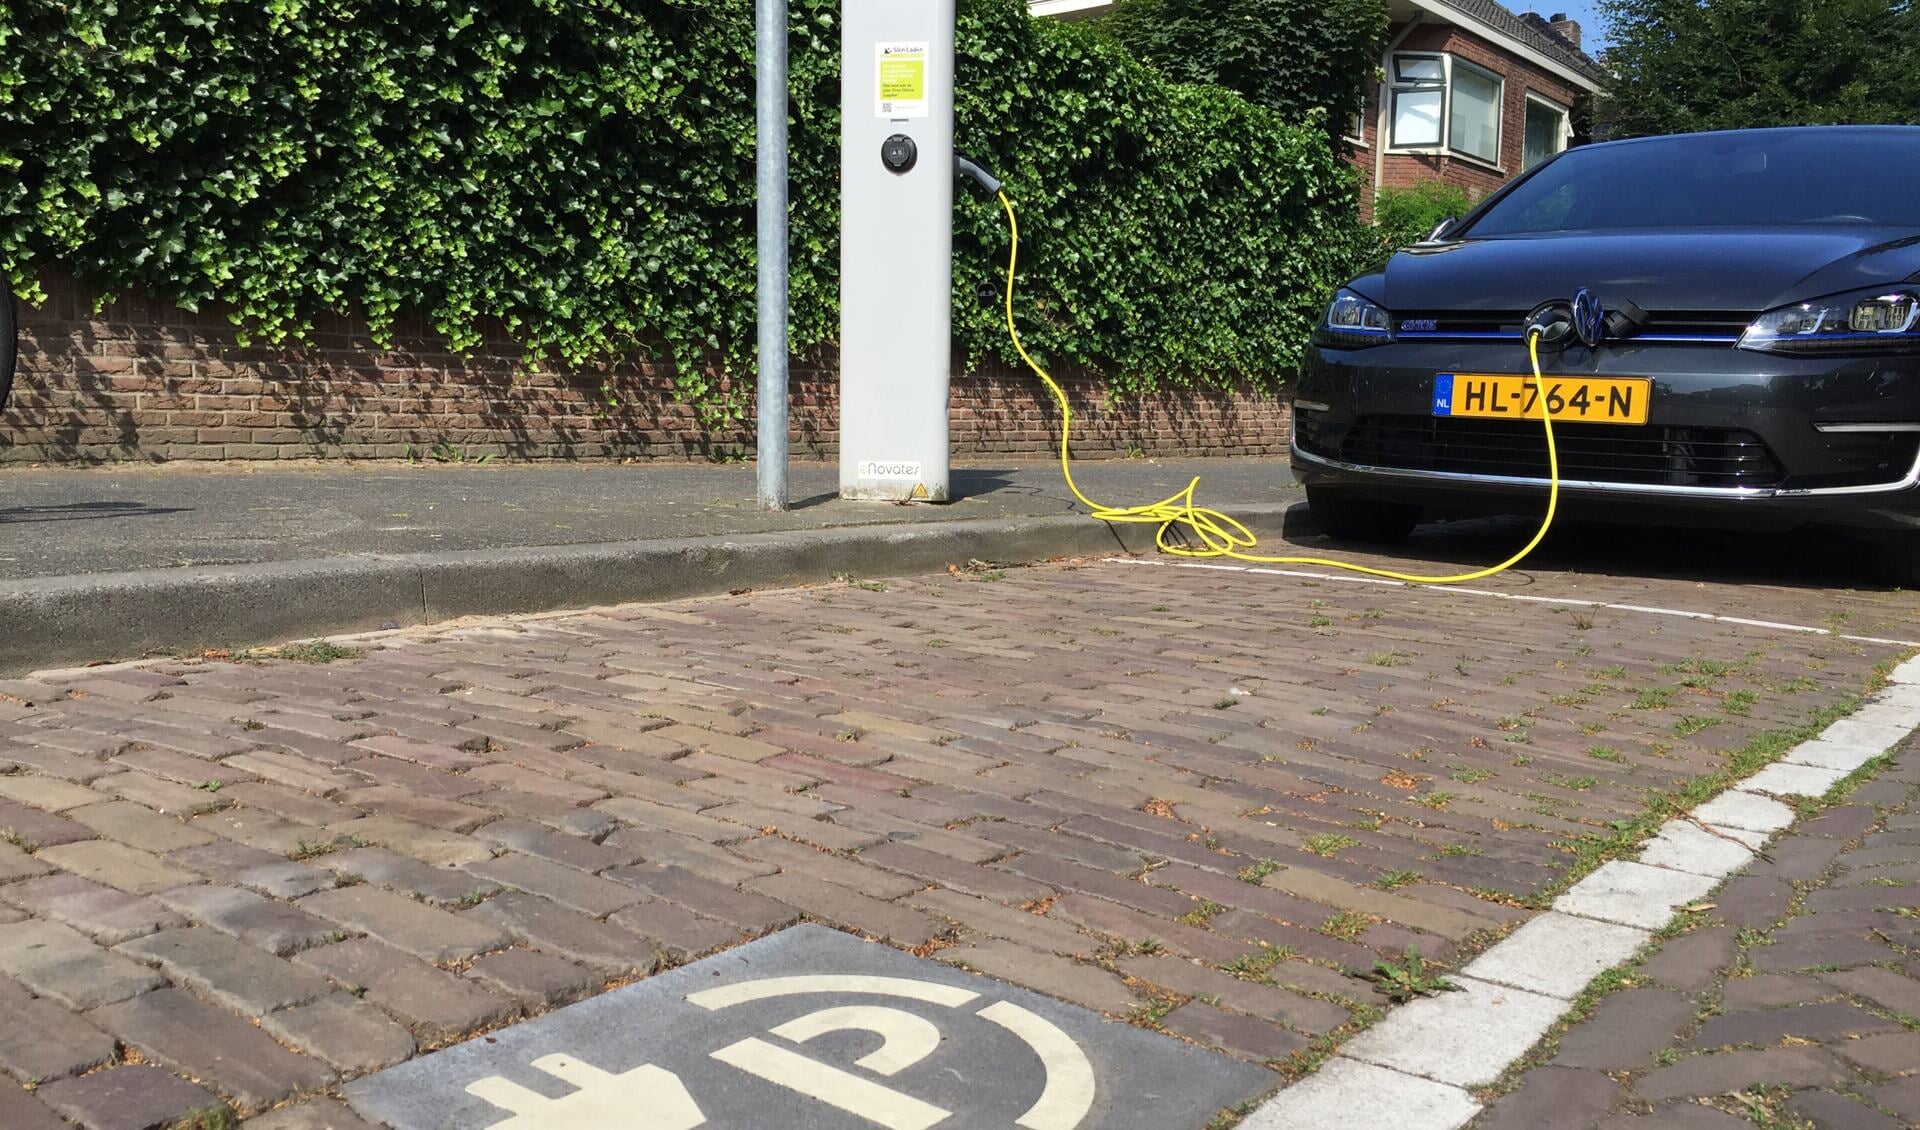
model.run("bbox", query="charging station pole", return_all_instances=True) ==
[755,0,790,512]
[838,0,955,502]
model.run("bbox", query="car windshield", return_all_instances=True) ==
[1464,130,1920,235]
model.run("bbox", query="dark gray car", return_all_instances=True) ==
[1294,126,1920,583]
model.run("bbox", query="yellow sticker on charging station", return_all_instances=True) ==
[877,41,929,119]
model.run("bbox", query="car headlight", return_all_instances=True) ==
[1739,286,1920,354]
[1315,288,1392,348]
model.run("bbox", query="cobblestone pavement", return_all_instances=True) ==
[1473,738,1920,1130]
[0,554,1914,1126]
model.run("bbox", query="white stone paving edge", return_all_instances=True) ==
[1241,652,1920,1130]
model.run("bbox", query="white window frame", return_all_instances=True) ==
[1521,92,1570,170]
[1344,106,1370,149]
[1387,52,1506,171]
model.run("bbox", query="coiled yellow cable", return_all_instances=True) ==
[996,189,1560,585]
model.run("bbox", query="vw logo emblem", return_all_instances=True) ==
[1572,288,1606,349]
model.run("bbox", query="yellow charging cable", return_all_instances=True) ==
[995,189,1560,585]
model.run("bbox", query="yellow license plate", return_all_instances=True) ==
[1434,373,1652,425]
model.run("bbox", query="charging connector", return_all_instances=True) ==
[954,154,1003,195]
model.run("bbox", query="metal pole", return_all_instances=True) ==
[755,0,791,511]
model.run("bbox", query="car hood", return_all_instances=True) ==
[1370,228,1920,314]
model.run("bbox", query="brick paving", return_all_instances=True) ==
[1474,738,1920,1130]
[0,557,1911,1125]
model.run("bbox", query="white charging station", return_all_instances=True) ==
[838,0,957,502]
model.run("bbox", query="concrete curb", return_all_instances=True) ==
[0,505,1298,675]
[1242,653,1920,1130]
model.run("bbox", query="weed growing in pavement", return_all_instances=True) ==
[1304,833,1359,858]
[1310,614,1333,628]
[1586,745,1623,762]
[1365,946,1458,1003]
[1125,995,1177,1030]
[1096,937,1164,962]
[951,559,1007,582]
[1411,791,1453,810]
[173,1104,239,1130]
[1568,609,1596,630]
[272,640,363,664]
[1436,842,1482,858]
[1321,910,1370,940]
[1203,1101,1263,1130]
[1727,1083,1813,1130]
[1631,686,1676,709]
[1673,714,1722,737]
[194,780,223,793]
[1366,649,1408,667]
[1724,689,1759,716]
[1454,768,1493,783]
[288,839,335,860]
[1237,858,1281,884]
[1176,900,1228,926]
[1224,944,1297,981]
[1374,870,1420,890]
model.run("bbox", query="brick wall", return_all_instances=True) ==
[0,270,1290,465]
[1350,22,1585,217]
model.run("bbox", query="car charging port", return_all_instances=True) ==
[1524,302,1575,348]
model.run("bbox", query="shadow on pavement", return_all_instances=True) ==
[0,500,191,524]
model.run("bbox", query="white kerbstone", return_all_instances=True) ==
[1690,790,1796,835]
[1741,762,1849,798]
[1462,912,1649,1000]
[1637,820,1766,878]
[1855,700,1920,731]
[1890,658,1920,685]
[1340,975,1565,1087]
[1240,1058,1480,1130]
[1553,860,1719,930]
[1818,715,1912,751]
[1784,738,1884,773]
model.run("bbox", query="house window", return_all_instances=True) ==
[1389,53,1506,166]
[1390,56,1444,148]
[1449,61,1502,164]
[1523,95,1570,170]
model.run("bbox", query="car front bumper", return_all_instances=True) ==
[1289,339,1920,533]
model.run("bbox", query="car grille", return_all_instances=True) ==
[1788,432,1920,489]
[1335,415,1786,489]
[1394,309,1752,343]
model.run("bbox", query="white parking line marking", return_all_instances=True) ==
[1106,558,1920,647]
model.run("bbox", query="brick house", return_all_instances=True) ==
[1030,0,1607,217]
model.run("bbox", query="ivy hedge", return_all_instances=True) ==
[0,0,1367,414]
